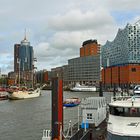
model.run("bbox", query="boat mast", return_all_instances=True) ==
[18,59,20,88]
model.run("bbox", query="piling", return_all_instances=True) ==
[99,81,103,97]
[52,78,63,140]
[113,84,116,101]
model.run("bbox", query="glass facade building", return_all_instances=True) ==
[14,37,34,72]
[102,21,140,68]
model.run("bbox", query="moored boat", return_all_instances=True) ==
[70,83,97,92]
[133,85,140,95]
[63,98,81,107]
[8,88,41,100]
[107,96,140,140]
[0,92,8,100]
[0,87,8,100]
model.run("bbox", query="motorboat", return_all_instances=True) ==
[70,83,97,92]
[8,88,41,100]
[133,85,140,95]
[63,98,81,107]
[107,96,140,140]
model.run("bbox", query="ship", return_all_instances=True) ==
[70,83,96,92]
[133,85,140,95]
[107,96,140,140]
[8,88,41,100]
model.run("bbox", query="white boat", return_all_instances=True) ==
[70,83,96,92]
[133,85,140,95]
[107,96,140,140]
[8,88,41,100]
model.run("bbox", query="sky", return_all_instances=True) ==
[0,0,140,74]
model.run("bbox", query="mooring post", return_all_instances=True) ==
[51,78,63,140]
[99,81,103,97]
[113,83,116,101]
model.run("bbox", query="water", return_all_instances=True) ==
[0,90,111,140]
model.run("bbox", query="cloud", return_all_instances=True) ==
[33,8,119,71]
[106,0,140,11]
[48,9,116,31]
[0,0,140,74]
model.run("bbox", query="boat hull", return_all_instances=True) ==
[63,103,79,107]
[107,132,140,140]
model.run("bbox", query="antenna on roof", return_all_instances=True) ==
[24,29,27,40]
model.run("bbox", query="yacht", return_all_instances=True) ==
[133,85,140,95]
[107,96,140,140]
[70,83,97,92]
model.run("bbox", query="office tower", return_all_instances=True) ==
[67,39,101,86]
[14,33,34,87]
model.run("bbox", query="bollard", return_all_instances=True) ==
[113,84,116,101]
[99,81,103,97]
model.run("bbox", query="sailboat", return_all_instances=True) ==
[8,52,41,100]
[8,87,41,100]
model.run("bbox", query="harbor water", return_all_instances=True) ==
[0,90,111,140]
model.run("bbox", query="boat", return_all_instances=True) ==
[107,96,140,140]
[70,83,97,92]
[8,88,41,100]
[0,87,8,100]
[63,98,81,107]
[133,85,140,95]
[0,93,8,100]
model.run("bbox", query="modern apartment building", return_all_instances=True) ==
[101,20,140,87]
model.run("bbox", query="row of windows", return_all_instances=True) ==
[109,106,140,117]
[102,23,140,67]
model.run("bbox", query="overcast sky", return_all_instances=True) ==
[0,0,140,74]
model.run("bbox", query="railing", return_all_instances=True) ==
[80,129,92,140]
[42,130,51,140]
[70,129,83,140]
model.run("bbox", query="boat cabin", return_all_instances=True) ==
[109,96,140,117]
[81,97,106,127]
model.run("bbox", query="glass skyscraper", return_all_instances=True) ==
[14,35,34,87]
[14,36,34,72]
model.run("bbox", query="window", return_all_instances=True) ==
[87,113,92,120]
[131,68,136,72]
[109,106,140,117]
